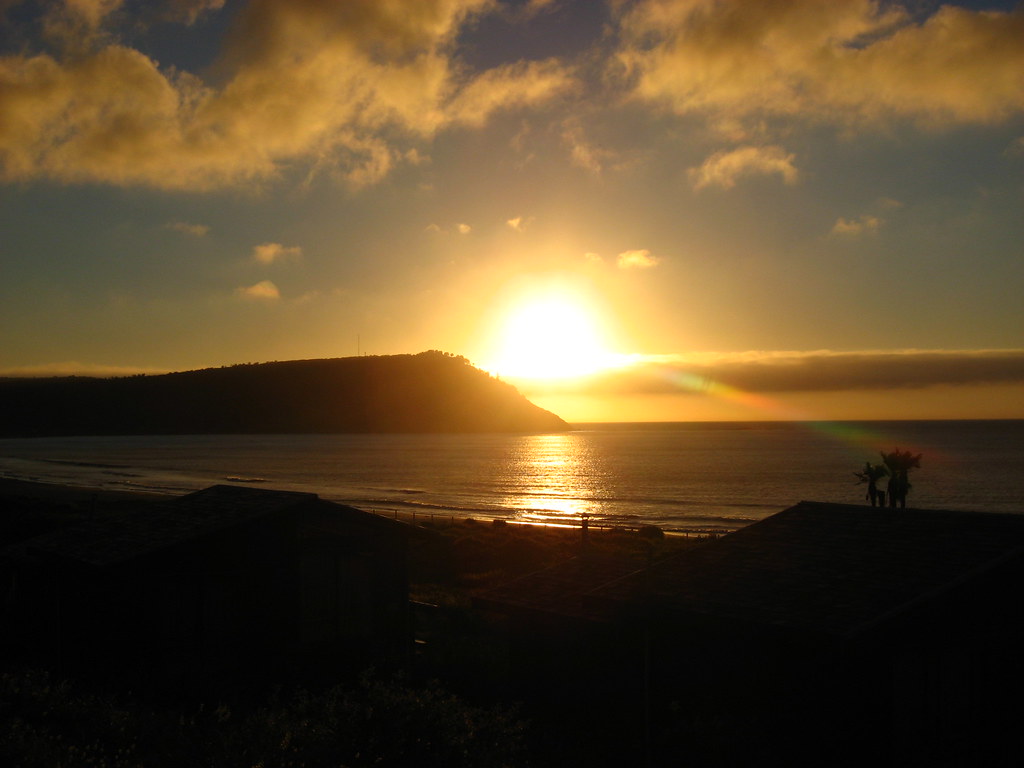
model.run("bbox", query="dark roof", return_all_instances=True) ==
[6,484,390,568]
[591,502,1024,638]
[478,502,1024,639]
[475,553,645,622]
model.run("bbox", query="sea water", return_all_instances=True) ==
[0,420,1021,533]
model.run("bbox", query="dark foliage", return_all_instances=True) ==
[0,667,527,768]
[880,447,923,508]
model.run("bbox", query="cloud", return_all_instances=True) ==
[252,242,301,264]
[616,0,1024,130]
[166,220,209,237]
[42,0,124,50]
[689,145,798,190]
[562,349,1024,396]
[0,0,574,191]
[445,58,574,128]
[424,222,471,234]
[831,214,882,236]
[617,249,659,269]
[506,216,527,232]
[237,280,280,300]
[501,0,558,23]
[163,0,225,26]
[561,118,608,175]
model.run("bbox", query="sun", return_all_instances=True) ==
[483,294,624,380]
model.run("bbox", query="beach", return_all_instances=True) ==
[0,477,696,592]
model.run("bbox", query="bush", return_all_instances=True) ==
[0,668,528,768]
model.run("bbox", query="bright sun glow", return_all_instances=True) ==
[485,295,624,380]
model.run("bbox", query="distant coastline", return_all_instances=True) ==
[0,351,568,437]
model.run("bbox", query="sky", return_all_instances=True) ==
[1,0,1022,422]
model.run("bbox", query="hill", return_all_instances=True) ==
[0,351,569,436]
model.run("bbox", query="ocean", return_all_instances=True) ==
[1,420,1021,533]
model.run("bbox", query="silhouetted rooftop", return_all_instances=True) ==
[475,552,645,621]
[479,502,1024,638]
[6,484,394,568]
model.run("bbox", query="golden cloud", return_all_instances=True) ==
[831,214,882,237]
[0,0,573,190]
[237,280,280,300]
[167,221,210,237]
[617,0,1024,129]
[164,0,225,26]
[445,59,574,128]
[689,145,798,190]
[252,242,302,264]
[617,249,659,269]
[561,117,608,175]
[43,0,124,50]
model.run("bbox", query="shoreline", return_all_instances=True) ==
[0,477,722,539]
[0,476,173,504]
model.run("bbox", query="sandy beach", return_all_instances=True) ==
[0,477,690,589]
[0,477,171,505]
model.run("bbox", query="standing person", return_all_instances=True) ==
[855,462,888,507]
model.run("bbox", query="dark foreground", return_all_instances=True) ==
[4,479,1024,767]
[0,479,693,767]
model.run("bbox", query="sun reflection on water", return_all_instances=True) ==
[498,433,603,523]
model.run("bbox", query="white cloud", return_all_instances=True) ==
[237,280,280,300]
[689,145,798,191]
[457,223,471,234]
[506,216,526,232]
[617,249,659,269]
[252,242,302,264]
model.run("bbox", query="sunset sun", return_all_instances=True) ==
[484,295,624,380]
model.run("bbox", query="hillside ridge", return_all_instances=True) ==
[0,351,568,436]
